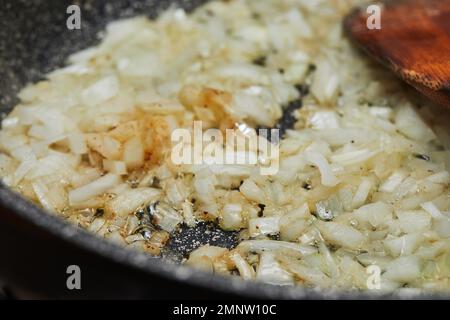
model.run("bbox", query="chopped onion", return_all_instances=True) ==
[230,252,255,280]
[182,201,196,227]
[106,187,161,217]
[103,159,127,175]
[395,210,431,234]
[304,151,339,187]
[279,203,310,241]
[316,221,365,250]
[311,61,339,104]
[432,217,450,238]
[248,216,280,237]
[221,203,243,230]
[383,234,424,257]
[383,256,422,283]
[351,178,373,208]
[380,170,408,193]
[256,252,293,286]
[69,173,121,204]
[67,132,87,155]
[421,201,445,219]
[81,75,120,106]
[32,180,54,211]
[149,201,183,232]
[395,104,436,142]
[354,202,393,228]
[426,171,450,184]
[310,111,340,130]
[240,179,265,203]
[123,136,145,170]
[330,149,378,167]
[278,254,332,287]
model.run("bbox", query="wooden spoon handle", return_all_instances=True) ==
[344,0,450,108]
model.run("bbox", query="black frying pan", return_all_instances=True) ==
[0,0,447,300]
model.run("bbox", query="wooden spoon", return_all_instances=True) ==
[344,0,450,108]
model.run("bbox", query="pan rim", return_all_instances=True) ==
[1,183,448,300]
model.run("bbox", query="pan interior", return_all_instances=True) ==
[0,0,302,261]
[3,2,448,296]
[0,0,233,261]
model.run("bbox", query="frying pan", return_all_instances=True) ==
[0,0,447,299]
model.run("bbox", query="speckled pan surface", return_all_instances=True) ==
[0,0,447,299]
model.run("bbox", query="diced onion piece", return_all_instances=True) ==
[396,210,431,234]
[67,132,87,155]
[395,104,436,142]
[151,202,183,232]
[11,145,36,162]
[69,173,121,204]
[214,63,269,85]
[316,221,365,250]
[238,240,317,256]
[86,134,122,160]
[351,178,373,208]
[81,75,119,106]
[240,179,265,203]
[32,180,54,211]
[311,61,339,104]
[279,203,310,241]
[232,91,276,127]
[248,216,280,237]
[221,203,243,230]
[13,160,35,185]
[256,252,293,286]
[354,202,393,228]
[426,171,450,184]
[369,106,393,119]
[380,170,408,193]
[310,111,340,130]
[185,256,213,272]
[337,255,368,288]
[421,201,445,219]
[182,200,196,227]
[330,149,378,167]
[193,172,217,210]
[230,252,255,280]
[383,256,422,283]
[278,254,331,287]
[189,245,228,260]
[186,245,228,272]
[383,234,423,257]
[305,152,339,187]
[165,180,188,205]
[356,253,392,270]
[105,231,126,245]
[432,217,450,238]
[103,159,127,175]
[1,117,19,129]
[319,241,339,278]
[106,188,161,217]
